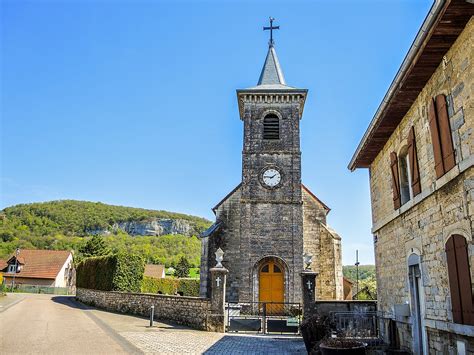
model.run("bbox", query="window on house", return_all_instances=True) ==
[398,147,412,205]
[263,114,280,140]
[445,234,474,325]
[428,94,455,178]
[7,264,17,273]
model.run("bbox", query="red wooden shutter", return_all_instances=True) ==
[407,126,421,197]
[446,236,463,323]
[428,98,445,178]
[435,94,456,173]
[446,235,474,325]
[453,235,474,325]
[390,152,401,210]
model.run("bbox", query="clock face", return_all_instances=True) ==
[262,168,281,188]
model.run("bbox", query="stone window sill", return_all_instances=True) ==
[424,318,474,337]
[372,156,473,233]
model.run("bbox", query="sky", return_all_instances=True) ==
[1,0,433,265]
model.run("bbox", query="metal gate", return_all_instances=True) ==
[226,302,301,334]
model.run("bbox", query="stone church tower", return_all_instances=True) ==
[200,32,343,303]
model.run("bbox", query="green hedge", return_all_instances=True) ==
[177,278,200,297]
[77,253,145,292]
[141,277,199,297]
[141,277,179,294]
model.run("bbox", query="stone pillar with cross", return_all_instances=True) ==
[300,270,318,318]
[208,248,228,332]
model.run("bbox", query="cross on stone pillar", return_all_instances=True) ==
[301,271,318,319]
[209,267,228,332]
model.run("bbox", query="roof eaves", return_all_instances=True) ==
[348,0,447,171]
[212,183,242,214]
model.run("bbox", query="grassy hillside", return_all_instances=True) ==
[0,200,211,266]
[343,265,376,282]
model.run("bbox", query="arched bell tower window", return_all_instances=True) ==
[263,114,280,140]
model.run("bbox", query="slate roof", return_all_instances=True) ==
[144,264,165,279]
[1,249,71,280]
[200,221,223,238]
[243,45,303,92]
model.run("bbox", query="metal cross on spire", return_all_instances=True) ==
[263,17,280,47]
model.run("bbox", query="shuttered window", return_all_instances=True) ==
[390,152,401,210]
[263,114,280,140]
[407,126,421,197]
[445,235,474,325]
[428,94,455,178]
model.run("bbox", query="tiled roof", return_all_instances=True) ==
[144,264,165,279]
[1,249,71,280]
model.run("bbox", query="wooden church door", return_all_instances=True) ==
[259,261,284,313]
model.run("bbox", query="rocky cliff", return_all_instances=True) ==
[90,218,196,237]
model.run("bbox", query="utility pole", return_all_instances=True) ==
[355,250,360,300]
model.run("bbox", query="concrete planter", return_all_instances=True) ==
[319,340,366,355]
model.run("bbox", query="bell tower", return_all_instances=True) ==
[200,18,343,305]
[235,18,308,303]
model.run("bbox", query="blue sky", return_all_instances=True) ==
[1,0,433,265]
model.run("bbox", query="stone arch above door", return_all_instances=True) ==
[251,255,289,304]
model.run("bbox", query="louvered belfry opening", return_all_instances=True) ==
[263,114,280,140]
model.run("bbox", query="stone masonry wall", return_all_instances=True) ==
[369,18,474,353]
[303,188,344,300]
[76,288,222,332]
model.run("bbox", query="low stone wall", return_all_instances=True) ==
[309,300,377,317]
[76,288,222,332]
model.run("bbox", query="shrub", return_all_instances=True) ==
[175,256,190,278]
[141,277,179,294]
[141,277,199,297]
[77,253,145,292]
[177,278,200,297]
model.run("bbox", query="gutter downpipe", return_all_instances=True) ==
[348,0,446,171]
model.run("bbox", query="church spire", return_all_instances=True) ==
[258,17,286,86]
[257,46,286,86]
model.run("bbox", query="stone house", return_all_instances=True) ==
[349,1,474,354]
[200,31,344,305]
[1,249,74,288]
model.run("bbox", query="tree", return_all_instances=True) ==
[175,256,190,278]
[79,235,109,258]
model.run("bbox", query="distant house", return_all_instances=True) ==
[0,249,74,288]
[144,264,165,279]
[342,277,354,300]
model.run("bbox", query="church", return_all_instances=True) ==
[200,20,343,304]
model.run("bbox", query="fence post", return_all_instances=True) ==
[262,303,267,334]
[209,266,228,332]
[300,271,318,319]
[149,305,155,327]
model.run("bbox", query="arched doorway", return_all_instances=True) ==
[259,260,284,313]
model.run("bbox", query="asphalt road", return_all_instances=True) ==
[0,293,305,354]
[0,293,140,354]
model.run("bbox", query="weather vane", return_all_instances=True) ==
[263,17,280,47]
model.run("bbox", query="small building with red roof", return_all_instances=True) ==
[1,249,74,288]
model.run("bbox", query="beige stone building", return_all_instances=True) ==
[349,1,474,354]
